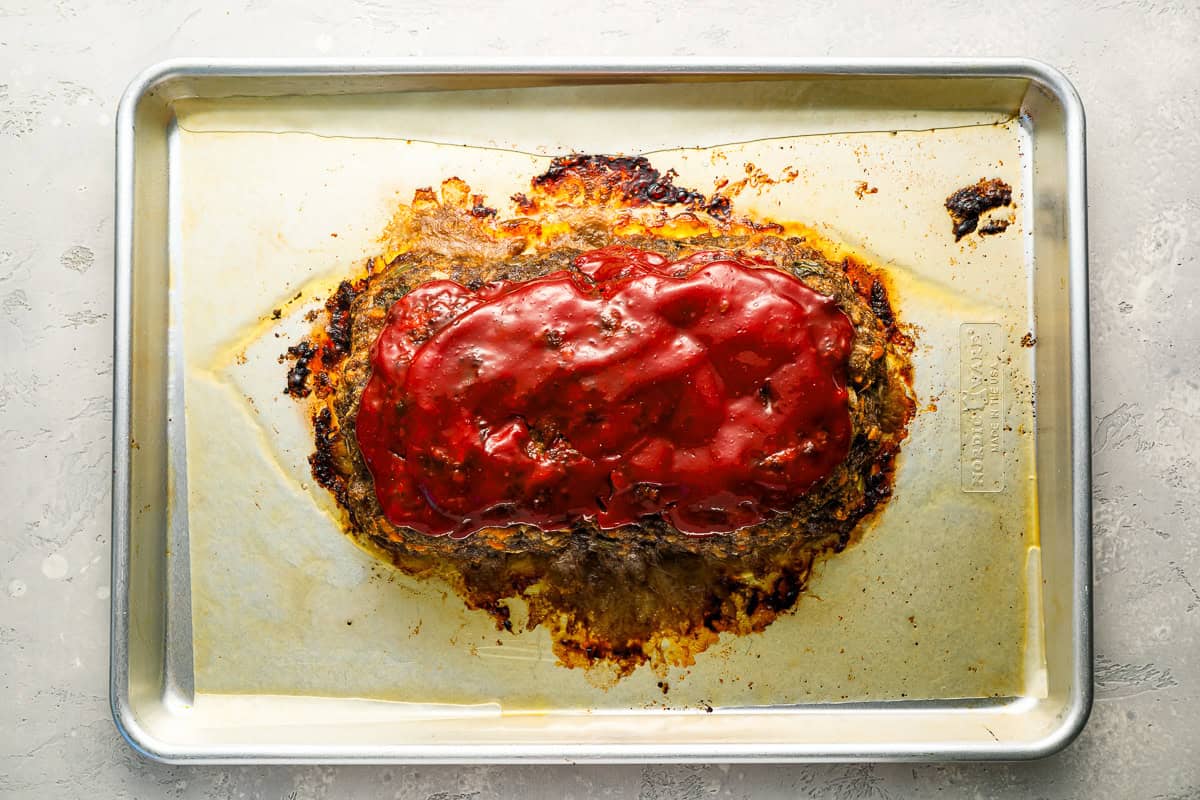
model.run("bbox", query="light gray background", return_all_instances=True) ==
[1,1,1197,798]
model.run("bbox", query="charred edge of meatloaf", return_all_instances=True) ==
[301,232,914,676]
[321,279,364,365]
[283,340,317,398]
[531,154,734,220]
[283,280,366,399]
[309,406,348,508]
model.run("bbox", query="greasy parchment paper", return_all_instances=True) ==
[174,81,1042,714]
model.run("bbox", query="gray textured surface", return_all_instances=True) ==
[1,0,1197,797]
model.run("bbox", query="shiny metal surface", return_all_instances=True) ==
[110,58,1090,763]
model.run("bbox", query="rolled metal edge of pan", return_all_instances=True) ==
[110,60,147,762]
[1012,58,1093,761]
[109,57,1090,764]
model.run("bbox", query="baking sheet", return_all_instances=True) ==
[172,81,1042,714]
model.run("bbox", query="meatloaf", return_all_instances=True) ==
[290,160,914,678]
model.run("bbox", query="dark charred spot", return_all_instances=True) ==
[285,340,315,360]
[271,308,282,320]
[1020,332,1037,348]
[489,601,512,632]
[979,218,1011,236]
[945,178,1013,241]
[308,407,347,506]
[321,280,363,364]
[285,365,310,396]
[700,595,725,632]
[763,571,802,613]
[531,154,731,219]
[745,590,760,618]
[869,280,895,328]
[863,459,894,511]
[543,328,564,349]
[469,202,497,218]
[284,340,316,397]
[704,195,732,220]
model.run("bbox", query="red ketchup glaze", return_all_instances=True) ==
[355,246,855,538]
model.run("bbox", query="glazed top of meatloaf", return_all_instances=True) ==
[315,232,912,562]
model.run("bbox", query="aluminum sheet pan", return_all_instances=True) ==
[111,59,1091,763]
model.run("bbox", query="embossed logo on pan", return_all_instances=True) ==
[960,322,1005,493]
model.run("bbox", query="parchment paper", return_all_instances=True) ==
[175,81,1041,713]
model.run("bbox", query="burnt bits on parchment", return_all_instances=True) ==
[532,154,733,220]
[281,279,364,398]
[284,340,317,397]
[945,178,1013,241]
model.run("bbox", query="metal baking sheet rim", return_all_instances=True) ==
[110,57,1092,764]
